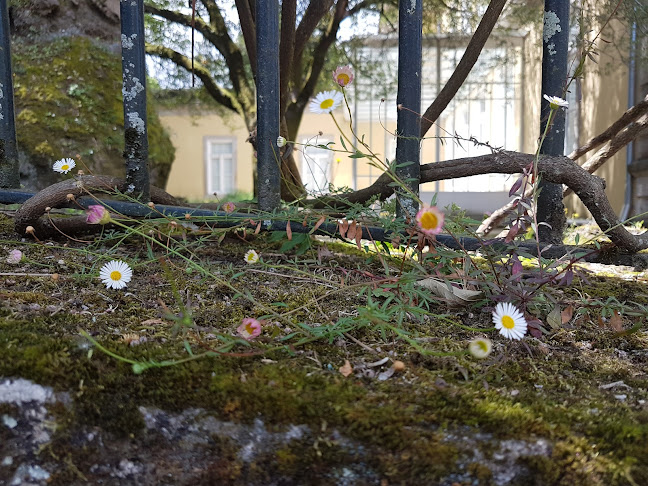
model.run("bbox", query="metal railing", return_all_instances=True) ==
[0,0,620,265]
[0,0,423,215]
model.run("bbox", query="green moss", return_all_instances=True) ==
[2,216,648,483]
[12,36,175,188]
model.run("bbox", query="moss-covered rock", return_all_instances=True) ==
[2,213,648,485]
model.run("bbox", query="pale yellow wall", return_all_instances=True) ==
[573,18,629,217]
[523,16,630,218]
[159,108,254,201]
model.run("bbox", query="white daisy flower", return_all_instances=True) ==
[277,136,286,148]
[244,249,259,264]
[492,302,527,340]
[309,90,343,114]
[99,260,133,290]
[543,94,569,110]
[468,337,492,359]
[52,158,76,174]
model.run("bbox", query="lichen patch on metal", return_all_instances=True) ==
[543,11,561,44]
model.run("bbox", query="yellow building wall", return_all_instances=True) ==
[522,16,629,218]
[159,108,254,201]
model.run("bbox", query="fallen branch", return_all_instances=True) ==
[14,175,179,239]
[477,97,648,235]
[310,151,648,252]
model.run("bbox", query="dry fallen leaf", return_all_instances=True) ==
[415,277,483,305]
[561,304,574,324]
[609,310,624,332]
[339,359,353,377]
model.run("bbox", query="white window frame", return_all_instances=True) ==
[300,136,334,194]
[204,136,236,198]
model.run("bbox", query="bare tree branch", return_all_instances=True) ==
[286,0,348,138]
[234,0,257,77]
[146,2,254,114]
[568,93,648,160]
[419,0,508,137]
[563,115,648,196]
[477,97,648,235]
[280,0,297,114]
[145,43,244,118]
[294,0,335,71]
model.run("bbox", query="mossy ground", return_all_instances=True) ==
[1,211,648,485]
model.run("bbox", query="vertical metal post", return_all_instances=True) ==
[0,0,18,189]
[395,0,422,220]
[120,0,150,202]
[537,0,569,243]
[256,0,281,211]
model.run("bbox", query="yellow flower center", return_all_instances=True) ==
[476,340,488,352]
[337,73,350,85]
[110,270,122,281]
[502,315,515,329]
[420,211,438,230]
[320,98,334,110]
[245,323,255,334]
[61,164,69,171]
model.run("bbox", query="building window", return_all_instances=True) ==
[205,137,236,197]
[351,38,523,194]
[300,137,334,194]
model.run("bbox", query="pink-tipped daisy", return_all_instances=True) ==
[333,65,354,87]
[85,205,112,225]
[237,317,262,340]
[415,206,445,236]
[222,202,236,213]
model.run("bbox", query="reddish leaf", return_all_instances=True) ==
[339,359,353,377]
[286,221,292,240]
[527,319,545,338]
[338,219,348,238]
[511,255,523,279]
[311,215,326,233]
[254,221,262,234]
[355,224,363,250]
[560,268,574,286]
[505,223,519,243]
[509,176,524,197]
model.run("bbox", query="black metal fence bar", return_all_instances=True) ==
[395,0,422,219]
[0,0,18,189]
[256,0,281,212]
[120,0,150,202]
[537,0,569,242]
